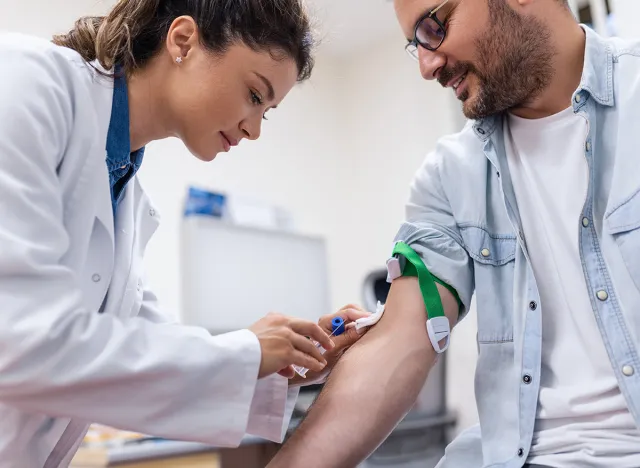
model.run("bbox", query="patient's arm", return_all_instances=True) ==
[268,276,459,468]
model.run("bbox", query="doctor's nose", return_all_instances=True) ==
[240,116,262,141]
[418,46,446,82]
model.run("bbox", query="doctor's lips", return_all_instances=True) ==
[220,132,239,152]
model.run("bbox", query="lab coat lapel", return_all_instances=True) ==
[102,181,136,318]
[93,152,115,253]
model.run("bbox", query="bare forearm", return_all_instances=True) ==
[270,278,453,468]
[277,332,434,467]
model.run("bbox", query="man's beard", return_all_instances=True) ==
[439,0,556,120]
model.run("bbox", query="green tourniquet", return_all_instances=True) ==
[392,242,461,318]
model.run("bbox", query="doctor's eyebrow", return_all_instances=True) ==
[253,72,275,102]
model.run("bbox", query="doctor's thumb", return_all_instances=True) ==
[332,325,367,351]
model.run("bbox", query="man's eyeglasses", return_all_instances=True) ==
[405,0,451,61]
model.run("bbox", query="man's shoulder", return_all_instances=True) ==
[606,35,640,78]
[608,35,640,60]
[410,120,492,193]
[604,35,640,102]
[428,120,488,168]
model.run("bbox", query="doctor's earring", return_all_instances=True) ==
[175,56,183,64]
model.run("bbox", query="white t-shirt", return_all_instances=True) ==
[504,107,640,467]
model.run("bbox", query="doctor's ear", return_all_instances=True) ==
[165,16,200,63]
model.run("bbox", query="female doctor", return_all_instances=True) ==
[0,0,369,466]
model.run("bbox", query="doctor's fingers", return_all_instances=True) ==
[331,324,368,351]
[318,306,371,332]
[289,349,327,373]
[288,320,334,351]
[339,303,368,314]
[289,333,328,367]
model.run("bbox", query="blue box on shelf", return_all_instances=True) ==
[184,187,227,218]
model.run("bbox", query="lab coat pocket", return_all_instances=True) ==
[459,225,517,343]
[606,187,640,292]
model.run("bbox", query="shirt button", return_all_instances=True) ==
[517,448,525,457]
[596,290,609,301]
[529,301,537,311]
[481,248,490,258]
[149,208,156,217]
[575,94,582,103]
[585,141,591,152]
[477,127,486,135]
[92,274,101,283]
[582,217,590,228]
[523,374,532,384]
[622,365,635,377]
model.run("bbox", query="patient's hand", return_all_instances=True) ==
[281,304,371,386]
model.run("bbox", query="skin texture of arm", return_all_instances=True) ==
[267,276,460,468]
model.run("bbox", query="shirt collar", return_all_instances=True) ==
[472,25,615,140]
[106,67,143,171]
[575,24,615,107]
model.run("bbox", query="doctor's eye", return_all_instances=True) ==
[250,90,263,106]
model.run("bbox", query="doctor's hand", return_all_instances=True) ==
[283,304,371,386]
[249,313,335,379]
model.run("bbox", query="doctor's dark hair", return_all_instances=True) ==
[52,0,316,81]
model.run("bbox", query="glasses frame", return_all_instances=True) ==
[405,0,451,60]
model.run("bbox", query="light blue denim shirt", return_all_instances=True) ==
[396,26,640,468]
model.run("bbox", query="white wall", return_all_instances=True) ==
[0,0,112,36]
[611,0,640,39]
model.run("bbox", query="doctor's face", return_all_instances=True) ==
[166,43,299,161]
[394,0,555,119]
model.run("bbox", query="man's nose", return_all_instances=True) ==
[418,46,446,81]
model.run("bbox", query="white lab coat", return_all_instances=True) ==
[0,33,298,468]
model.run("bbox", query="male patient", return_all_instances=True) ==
[269,0,640,467]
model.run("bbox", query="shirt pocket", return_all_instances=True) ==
[606,187,640,292]
[459,225,517,343]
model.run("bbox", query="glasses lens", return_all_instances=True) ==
[405,43,419,61]
[415,16,445,50]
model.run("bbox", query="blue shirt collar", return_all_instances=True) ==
[577,24,615,107]
[106,67,144,172]
[105,66,145,215]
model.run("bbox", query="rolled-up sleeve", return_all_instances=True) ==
[394,146,474,320]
